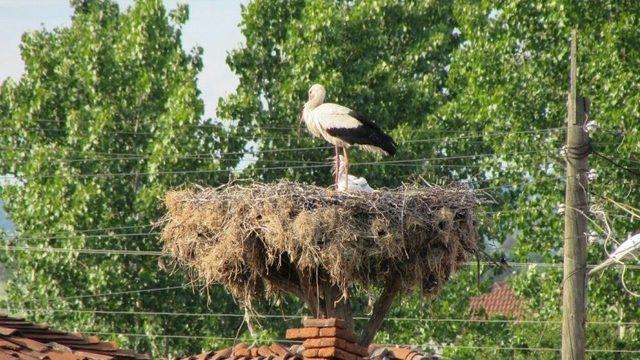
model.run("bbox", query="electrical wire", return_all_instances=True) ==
[0,141,562,165]
[4,243,640,271]
[9,284,189,304]
[6,308,640,327]
[7,231,159,242]
[57,285,188,300]
[3,246,163,256]
[2,125,566,138]
[0,127,566,159]
[592,150,640,177]
[403,344,640,354]
[0,150,560,181]
[3,327,634,354]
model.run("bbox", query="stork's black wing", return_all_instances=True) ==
[326,110,397,156]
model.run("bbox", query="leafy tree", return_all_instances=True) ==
[220,0,640,358]
[218,0,460,187]
[439,1,640,358]
[0,0,246,356]
[2,0,638,357]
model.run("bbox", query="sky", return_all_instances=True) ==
[0,0,246,119]
[0,0,247,231]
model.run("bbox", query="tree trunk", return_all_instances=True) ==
[358,275,402,347]
[321,281,354,333]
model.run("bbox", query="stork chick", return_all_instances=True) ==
[335,155,373,193]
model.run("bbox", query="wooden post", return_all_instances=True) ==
[561,30,590,360]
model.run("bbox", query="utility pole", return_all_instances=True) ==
[561,30,590,360]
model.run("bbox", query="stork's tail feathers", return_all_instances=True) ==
[360,140,396,156]
[376,132,397,156]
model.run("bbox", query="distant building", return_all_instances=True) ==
[469,282,526,319]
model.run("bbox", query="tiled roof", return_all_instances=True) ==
[469,282,526,319]
[178,342,301,360]
[179,343,436,360]
[180,318,437,360]
[0,314,151,360]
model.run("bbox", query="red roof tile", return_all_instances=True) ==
[0,314,150,360]
[180,344,438,360]
[469,282,526,319]
[179,318,437,360]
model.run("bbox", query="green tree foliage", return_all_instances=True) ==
[217,0,459,187]
[0,0,246,356]
[220,0,640,358]
[1,0,638,358]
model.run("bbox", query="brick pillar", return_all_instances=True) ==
[285,318,368,360]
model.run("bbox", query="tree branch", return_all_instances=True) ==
[358,275,402,347]
[253,261,305,303]
[295,267,321,317]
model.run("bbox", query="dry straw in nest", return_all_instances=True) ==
[159,180,478,303]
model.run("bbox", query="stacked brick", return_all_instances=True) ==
[285,318,368,360]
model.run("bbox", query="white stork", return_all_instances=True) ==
[299,84,397,188]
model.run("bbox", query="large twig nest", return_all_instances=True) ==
[158,180,478,303]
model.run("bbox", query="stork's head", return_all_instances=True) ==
[306,84,326,108]
[298,84,326,134]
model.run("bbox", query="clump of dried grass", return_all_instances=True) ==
[158,180,478,303]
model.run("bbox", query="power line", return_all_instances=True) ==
[405,344,640,354]
[4,243,640,271]
[0,153,558,174]
[3,245,163,256]
[70,224,154,233]
[1,177,562,244]
[5,120,288,131]
[9,284,189,305]
[592,150,640,177]
[0,127,566,158]
[0,150,559,180]
[5,206,552,242]
[3,125,566,137]
[8,146,537,165]
[6,327,636,354]
[76,332,254,341]
[1,143,562,166]
[0,164,329,180]
[57,285,188,300]
[7,308,640,327]
[7,231,159,242]
[0,144,334,157]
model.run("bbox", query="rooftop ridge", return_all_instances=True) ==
[0,314,150,360]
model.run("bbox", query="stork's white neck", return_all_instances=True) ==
[304,97,324,111]
[301,105,322,138]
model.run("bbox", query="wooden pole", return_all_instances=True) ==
[561,30,590,360]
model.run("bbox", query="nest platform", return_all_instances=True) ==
[159,180,478,304]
